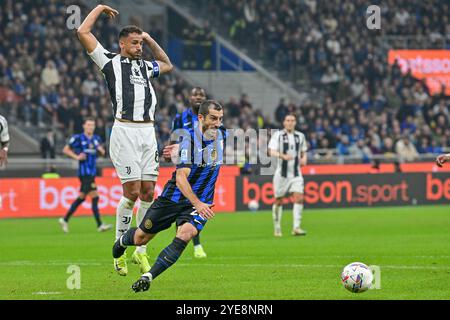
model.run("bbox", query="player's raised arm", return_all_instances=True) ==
[142,32,173,75]
[77,4,119,53]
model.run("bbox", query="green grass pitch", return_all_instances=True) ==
[1,206,450,300]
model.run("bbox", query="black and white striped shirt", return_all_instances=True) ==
[0,115,9,145]
[268,130,308,178]
[88,42,160,122]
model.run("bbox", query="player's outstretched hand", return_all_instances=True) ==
[436,154,447,168]
[195,202,215,220]
[163,144,179,162]
[102,5,119,18]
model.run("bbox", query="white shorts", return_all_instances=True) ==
[273,174,304,198]
[109,120,159,184]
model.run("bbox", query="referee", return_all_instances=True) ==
[77,4,173,276]
[0,114,9,167]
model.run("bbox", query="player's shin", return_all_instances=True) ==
[64,197,85,221]
[115,197,135,240]
[148,237,187,280]
[135,200,153,254]
[272,204,283,233]
[113,227,137,258]
[92,196,102,227]
[293,203,303,229]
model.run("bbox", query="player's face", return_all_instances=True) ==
[200,108,223,140]
[189,89,206,109]
[284,116,297,132]
[83,120,96,136]
[190,91,206,110]
[120,33,143,59]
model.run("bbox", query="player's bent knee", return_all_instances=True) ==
[134,228,153,246]
[176,223,197,242]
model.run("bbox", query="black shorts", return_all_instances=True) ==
[79,176,97,194]
[139,197,208,234]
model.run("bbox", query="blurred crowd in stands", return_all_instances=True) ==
[0,0,449,165]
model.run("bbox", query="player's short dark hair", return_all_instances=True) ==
[284,113,297,121]
[199,100,223,117]
[119,25,143,39]
[83,117,96,124]
[191,87,206,95]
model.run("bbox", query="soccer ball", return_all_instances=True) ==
[341,262,373,293]
[248,200,259,212]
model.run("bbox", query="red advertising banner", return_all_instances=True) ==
[388,50,450,95]
[0,173,237,218]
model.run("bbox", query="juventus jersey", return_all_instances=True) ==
[0,115,9,144]
[88,42,160,122]
[268,130,308,178]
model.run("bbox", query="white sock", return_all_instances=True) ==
[293,203,303,230]
[135,200,153,254]
[115,197,135,241]
[272,204,283,231]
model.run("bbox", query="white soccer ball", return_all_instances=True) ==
[341,262,373,293]
[248,200,259,212]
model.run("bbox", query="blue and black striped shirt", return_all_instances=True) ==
[68,134,102,177]
[162,126,226,205]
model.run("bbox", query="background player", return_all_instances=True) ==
[171,87,208,258]
[0,114,9,167]
[112,100,225,292]
[268,114,308,237]
[77,4,173,275]
[58,118,112,233]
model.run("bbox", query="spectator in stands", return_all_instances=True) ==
[40,130,56,159]
[396,135,419,163]
[41,60,60,88]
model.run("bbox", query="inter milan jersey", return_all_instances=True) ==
[162,126,227,205]
[172,108,198,131]
[68,133,102,177]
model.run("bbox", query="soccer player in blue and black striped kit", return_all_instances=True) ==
[59,117,112,233]
[113,100,226,292]
[171,87,208,258]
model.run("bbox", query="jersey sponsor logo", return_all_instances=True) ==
[129,74,148,87]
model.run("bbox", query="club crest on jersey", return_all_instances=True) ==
[144,219,153,230]
[210,148,217,161]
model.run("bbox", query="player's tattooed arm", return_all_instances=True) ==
[142,32,173,75]
[176,168,215,219]
[77,4,119,53]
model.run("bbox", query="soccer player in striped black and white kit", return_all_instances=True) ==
[268,114,308,237]
[0,114,10,167]
[77,4,173,276]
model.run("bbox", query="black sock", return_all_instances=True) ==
[121,227,137,246]
[64,198,85,221]
[193,234,201,246]
[91,197,102,227]
[149,237,187,280]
